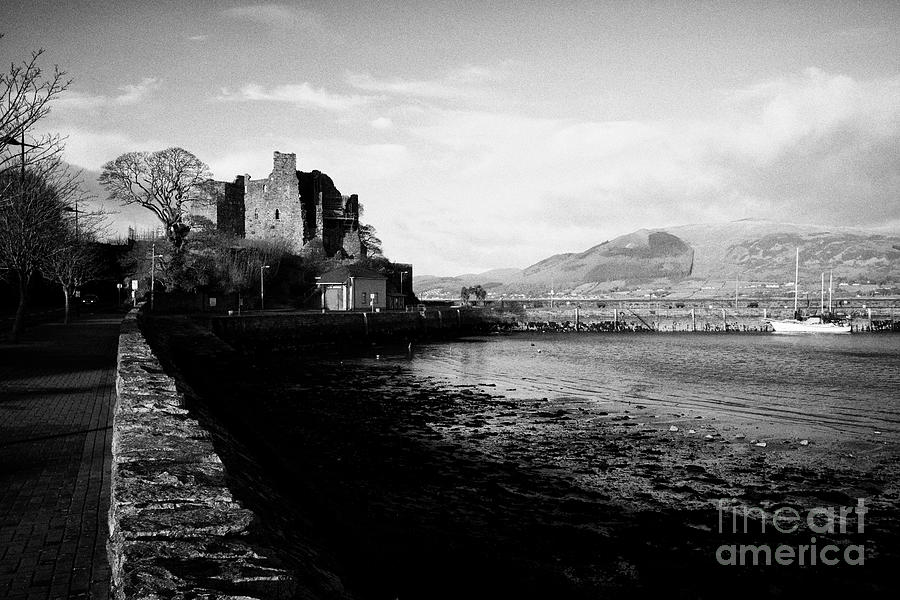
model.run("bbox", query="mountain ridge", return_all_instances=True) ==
[414,220,900,297]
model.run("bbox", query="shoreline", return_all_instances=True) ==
[141,316,900,598]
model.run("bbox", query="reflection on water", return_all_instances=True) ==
[396,333,900,439]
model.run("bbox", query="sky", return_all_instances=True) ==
[3,0,900,275]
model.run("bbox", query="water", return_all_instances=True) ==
[389,332,900,440]
[243,331,900,596]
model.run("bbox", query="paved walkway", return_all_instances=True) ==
[0,314,121,600]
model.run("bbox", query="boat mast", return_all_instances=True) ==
[820,272,824,314]
[793,248,799,314]
[735,275,738,310]
[829,270,833,313]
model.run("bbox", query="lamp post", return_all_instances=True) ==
[260,264,270,310]
[116,283,123,307]
[0,130,37,185]
[150,241,163,311]
[62,197,82,240]
[400,270,408,310]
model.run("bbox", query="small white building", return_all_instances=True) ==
[316,265,387,311]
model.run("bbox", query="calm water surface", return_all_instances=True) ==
[394,332,900,440]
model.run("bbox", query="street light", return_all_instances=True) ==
[62,197,82,239]
[400,270,408,310]
[0,131,37,185]
[260,264,270,310]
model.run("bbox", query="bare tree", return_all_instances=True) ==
[0,35,71,178]
[98,147,213,250]
[41,183,105,324]
[0,160,68,340]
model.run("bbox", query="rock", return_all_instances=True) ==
[704,434,714,439]
[668,425,679,432]
[799,439,809,446]
[687,429,696,434]
[754,442,767,447]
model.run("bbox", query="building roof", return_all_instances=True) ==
[317,264,387,284]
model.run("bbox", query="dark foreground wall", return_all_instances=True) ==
[109,308,296,599]
[207,308,514,352]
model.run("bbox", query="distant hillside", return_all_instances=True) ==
[414,220,900,297]
[667,220,900,284]
[521,230,694,287]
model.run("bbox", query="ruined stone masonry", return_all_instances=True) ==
[193,151,364,259]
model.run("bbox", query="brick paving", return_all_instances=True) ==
[0,314,121,600]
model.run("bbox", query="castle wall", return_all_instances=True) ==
[206,151,365,259]
[298,170,362,258]
[187,177,244,237]
[217,177,245,237]
[244,152,304,252]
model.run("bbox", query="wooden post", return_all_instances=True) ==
[614,309,618,330]
[575,306,580,332]
[691,308,695,332]
[868,307,872,330]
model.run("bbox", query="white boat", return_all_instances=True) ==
[768,315,851,334]
[766,249,851,334]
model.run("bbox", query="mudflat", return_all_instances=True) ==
[152,321,900,598]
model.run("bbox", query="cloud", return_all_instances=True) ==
[346,64,512,103]
[54,78,161,111]
[222,4,327,33]
[370,117,393,130]
[215,83,376,111]
[375,67,900,273]
[31,125,166,172]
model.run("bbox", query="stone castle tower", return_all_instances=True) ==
[195,151,365,259]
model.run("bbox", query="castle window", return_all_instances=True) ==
[275,209,280,220]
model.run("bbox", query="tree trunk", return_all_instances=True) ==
[10,271,33,343]
[62,284,70,325]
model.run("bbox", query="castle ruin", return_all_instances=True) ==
[195,151,365,258]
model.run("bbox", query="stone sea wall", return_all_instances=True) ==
[207,308,515,352]
[109,307,296,599]
[515,306,897,333]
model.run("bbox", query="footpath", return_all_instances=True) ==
[0,314,121,600]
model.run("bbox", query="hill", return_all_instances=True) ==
[414,220,900,298]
